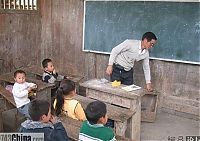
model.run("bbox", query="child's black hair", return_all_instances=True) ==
[14,70,26,78]
[85,100,107,124]
[29,99,50,121]
[42,58,52,68]
[55,79,75,116]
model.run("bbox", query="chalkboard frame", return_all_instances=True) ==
[83,0,200,65]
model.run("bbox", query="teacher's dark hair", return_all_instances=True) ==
[142,32,157,42]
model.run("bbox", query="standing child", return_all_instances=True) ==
[12,70,37,118]
[54,79,86,121]
[79,100,116,141]
[19,99,69,141]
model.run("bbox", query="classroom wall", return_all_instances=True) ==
[40,0,85,75]
[0,12,41,74]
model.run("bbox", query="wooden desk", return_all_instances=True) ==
[0,72,54,103]
[23,66,84,93]
[80,79,145,141]
[23,66,84,83]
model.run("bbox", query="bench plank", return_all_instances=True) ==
[74,95,135,122]
[60,116,82,141]
[2,108,26,132]
[0,85,16,107]
[60,116,130,141]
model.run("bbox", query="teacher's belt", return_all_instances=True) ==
[113,63,132,71]
[113,63,126,70]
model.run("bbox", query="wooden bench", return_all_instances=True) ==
[0,85,24,132]
[1,108,26,132]
[0,110,3,132]
[60,95,135,141]
[0,85,16,109]
[141,91,159,122]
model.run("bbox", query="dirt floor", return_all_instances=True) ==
[141,111,199,141]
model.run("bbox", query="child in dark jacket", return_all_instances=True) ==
[19,99,69,141]
[42,58,66,84]
[42,58,69,102]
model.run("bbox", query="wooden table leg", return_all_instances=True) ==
[128,98,141,141]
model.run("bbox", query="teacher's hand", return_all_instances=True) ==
[146,83,153,92]
[106,65,113,75]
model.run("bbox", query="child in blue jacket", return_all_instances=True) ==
[19,99,69,141]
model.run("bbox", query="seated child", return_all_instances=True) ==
[79,100,116,141]
[42,58,66,84]
[12,70,37,118]
[54,79,86,121]
[19,99,69,141]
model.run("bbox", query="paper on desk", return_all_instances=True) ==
[99,78,109,83]
[122,84,141,91]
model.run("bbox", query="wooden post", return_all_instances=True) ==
[129,98,141,140]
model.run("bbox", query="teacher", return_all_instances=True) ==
[106,32,157,92]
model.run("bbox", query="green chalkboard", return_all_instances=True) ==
[84,1,200,64]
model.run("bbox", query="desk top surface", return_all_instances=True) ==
[0,72,54,91]
[23,66,84,83]
[80,79,145,100]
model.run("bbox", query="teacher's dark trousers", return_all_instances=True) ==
[111,64,133,85]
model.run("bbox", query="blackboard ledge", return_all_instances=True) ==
[83,49,111,55]
[83,49,200,65]
[149,57,200,65]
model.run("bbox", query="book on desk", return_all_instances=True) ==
[121,84,141,92]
